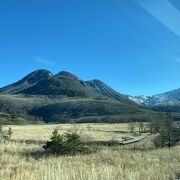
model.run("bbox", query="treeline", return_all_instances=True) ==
[128,113,180,149]
[0,113,43,125]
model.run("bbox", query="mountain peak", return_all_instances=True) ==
[91,79,102,82]
[0,69,53,94]
[21,69,53,83]
[55,71,81,81]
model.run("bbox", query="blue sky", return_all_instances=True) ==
[0,0,180,96]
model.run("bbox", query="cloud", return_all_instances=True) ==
[33,57,56,66]
[136,0,180,38]
[173,58,180,63]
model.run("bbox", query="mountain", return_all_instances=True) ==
[84,79,134,104]
[142,88,180,112]
[0,69,157,123]
[127,88,180,112]
[144,88,180,107]
[0,70,53,94]
[19,73,95,97]
[0,70,136,103]
[55,71,82,81]
[127,95,149,105]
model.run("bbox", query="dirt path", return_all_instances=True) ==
[121,133,150,145]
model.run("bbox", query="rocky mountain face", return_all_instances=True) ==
[55,71,82,81]
[143,95,177,107]
[127,88,180,112]
[144,88,180,106]
[84,79,134,104]
[142,89,180,112]
[127,95,149,105]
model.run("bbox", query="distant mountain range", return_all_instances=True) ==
[127,89,180,112]
[0,69,179,124]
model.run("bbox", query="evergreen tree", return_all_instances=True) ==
[7,127,13,140]
[43,129,88,155]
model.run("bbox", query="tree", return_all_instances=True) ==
[0,122,2,134]
[154,114,176,150]
[138,122,144,133]
[7,127,13,141]
[43,129,64,154]
[128,122,135,133]
[149,119,161,134]
[161,115,174,150]
[43,129,89,155]
[63,132,85,155]
[172,126,180,144]
[0,121,3,141]
[0,123,13,143]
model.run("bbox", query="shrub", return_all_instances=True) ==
[0,126,13,143]
[43,129,89,155]
[0,122,3,141]
[7,127,13,140]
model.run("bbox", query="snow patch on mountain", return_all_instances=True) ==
[143,95,178,107]
[127,95,149,104]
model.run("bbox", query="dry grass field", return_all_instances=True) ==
[4,124,132,142]
[0,124,180,180]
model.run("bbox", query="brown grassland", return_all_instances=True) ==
[0,124,180,180]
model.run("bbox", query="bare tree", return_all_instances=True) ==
[138,122,144,133]
[154,114,175,150]
[162,114,174,150]
[128,122,135,133]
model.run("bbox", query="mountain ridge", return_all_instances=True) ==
[0,70,53,94]
[2,69,180,114]
[0,70,135,104]
[127,88,180,112]
[0,69,154,123]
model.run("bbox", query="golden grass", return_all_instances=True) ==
[4,123,132,142]
[1,124,180,180]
